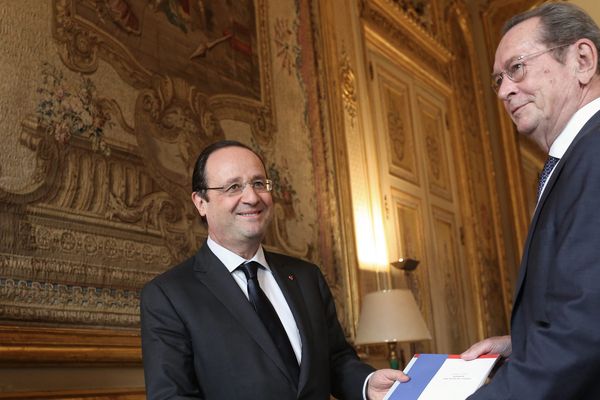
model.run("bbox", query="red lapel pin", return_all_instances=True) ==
[288,274,294,281]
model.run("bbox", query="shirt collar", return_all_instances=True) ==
[549,96,600,158]
[206,236,270,273]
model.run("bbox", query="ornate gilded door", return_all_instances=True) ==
[367,49,472,353]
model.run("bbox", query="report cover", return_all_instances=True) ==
[383,354,499,400]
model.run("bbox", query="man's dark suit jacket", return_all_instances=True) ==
[470,110,600,399]
[141,242,374,400]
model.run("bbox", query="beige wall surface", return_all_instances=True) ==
[571,0,600,23]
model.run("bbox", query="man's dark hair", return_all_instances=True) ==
[191,140,265,200]
[503,2,600,74]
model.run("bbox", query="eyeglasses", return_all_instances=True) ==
[202,179,273,196]
[491,43,571,93]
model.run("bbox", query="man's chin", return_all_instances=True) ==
[240,226,268,241]
[514,122,536,137]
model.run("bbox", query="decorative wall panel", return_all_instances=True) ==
[390,190,433,353]
[360,0,453,83]
[447,4,509,336]
[416,94,452,201]
[382,77,420,184]
[430,206,468,351]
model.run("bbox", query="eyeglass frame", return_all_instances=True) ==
[491,43,572,93]
[200,178,274,196]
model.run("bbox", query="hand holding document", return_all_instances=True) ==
[383,354,499,400]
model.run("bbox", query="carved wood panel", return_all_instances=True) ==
[415,94,452,201]
[389,189,434,354]
[429,205,469,351]
[380,75,420,185]
[448,7,509,336]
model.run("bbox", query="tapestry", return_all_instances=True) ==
[0,0,339,334]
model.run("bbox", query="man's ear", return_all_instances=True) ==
[574,38,598,85]
[191,192,207,217]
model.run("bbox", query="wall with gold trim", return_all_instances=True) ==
[318,0,519,347]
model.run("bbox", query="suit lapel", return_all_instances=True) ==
[193,244,295,388]
[512,111,600,311]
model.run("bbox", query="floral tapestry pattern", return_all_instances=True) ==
[36,62,112,156]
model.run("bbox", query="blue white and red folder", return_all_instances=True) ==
[383,353,499,400]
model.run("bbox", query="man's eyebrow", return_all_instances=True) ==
[212,177,242,186]
[491,55,520,75]
[217,174,267,185]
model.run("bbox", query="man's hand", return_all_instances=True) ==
[366,368,410,400]
[461,335,512,360]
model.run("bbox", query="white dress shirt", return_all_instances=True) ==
[539,96,600,200]
[206,237,302,364]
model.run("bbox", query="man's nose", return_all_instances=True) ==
[497,76,517,100]
[240,183,261,202]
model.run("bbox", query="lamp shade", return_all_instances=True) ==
[354,289,432,345]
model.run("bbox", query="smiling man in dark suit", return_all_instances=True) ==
[141,140,407,399]
[462,3,600,399]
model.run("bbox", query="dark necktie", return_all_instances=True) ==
[537,156,560,201]
[239,261,300,384]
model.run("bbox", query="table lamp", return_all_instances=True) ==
[355,289,431,369]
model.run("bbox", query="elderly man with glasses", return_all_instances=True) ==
[462,3,600,399]
[140,140,408,400]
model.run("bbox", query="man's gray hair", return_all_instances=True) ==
[503,2,600,74]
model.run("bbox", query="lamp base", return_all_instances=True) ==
[386,341,406,370]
